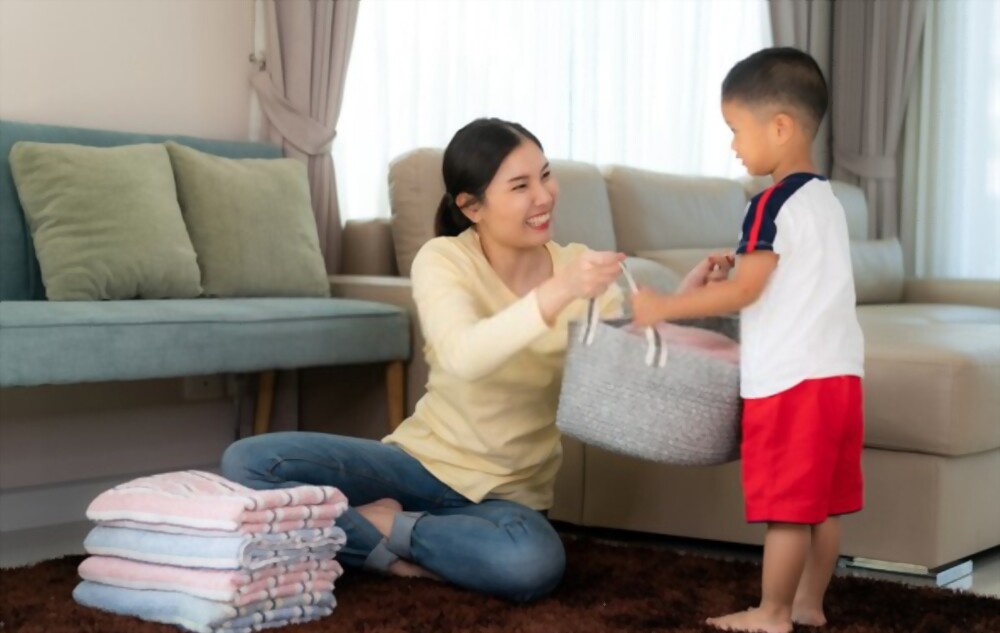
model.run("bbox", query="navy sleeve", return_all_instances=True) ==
[736,186,782,254]
[736,174,822,255]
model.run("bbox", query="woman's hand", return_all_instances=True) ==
[537,250,625,325]
[677,251,735,294]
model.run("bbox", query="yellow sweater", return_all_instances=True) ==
[383,229,621,510]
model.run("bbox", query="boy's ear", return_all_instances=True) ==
[773,112,796,144]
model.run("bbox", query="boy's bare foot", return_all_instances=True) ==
[706,608,793,633]
[792,605,827,627]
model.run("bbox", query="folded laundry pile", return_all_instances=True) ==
[73,470,349,633]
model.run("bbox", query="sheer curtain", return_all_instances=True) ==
[334,0,771,221]
[901,0,1000,279]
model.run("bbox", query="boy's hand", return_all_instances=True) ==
[706,252,735,283]
[678,251,735,294]
[631,286,670,327]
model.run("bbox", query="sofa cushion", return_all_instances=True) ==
[166,142,329,298]
[858,307,1000,456]
[606,166,746,254]
[388,148,617,277]
[0,120,284,302]
[0,298,409,387]
[851,239,905,304]
[635,248,717,280]
[9,142,202,301]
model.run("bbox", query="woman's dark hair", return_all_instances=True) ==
[434,118,543,237]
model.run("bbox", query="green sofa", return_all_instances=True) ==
[0,120,410,431]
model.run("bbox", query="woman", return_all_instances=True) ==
[221,118,721,602]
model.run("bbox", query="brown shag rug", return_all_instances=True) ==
[1,536,997,633]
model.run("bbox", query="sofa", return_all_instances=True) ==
[0,120,411,434]
[327,147,1000,574]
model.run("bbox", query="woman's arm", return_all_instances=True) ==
[412,243,622,381]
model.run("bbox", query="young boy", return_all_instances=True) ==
[633,47,865,633]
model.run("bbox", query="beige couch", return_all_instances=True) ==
[327,148,1000,573]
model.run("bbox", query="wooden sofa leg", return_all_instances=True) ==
[386,361,405,432]
[253,370,276,435]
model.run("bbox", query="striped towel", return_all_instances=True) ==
[86,471,348,532]
[84,525,347,571]
[78,556,343,605]
[73,581,334,633]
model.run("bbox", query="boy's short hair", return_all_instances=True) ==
[722,47,828,137]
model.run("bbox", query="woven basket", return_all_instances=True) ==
[556,265,741,465]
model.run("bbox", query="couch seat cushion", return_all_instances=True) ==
[858,305,1000,456]
[0,299,409,387]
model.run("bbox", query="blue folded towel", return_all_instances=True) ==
[73,581,335,633]
[84,525,346,570]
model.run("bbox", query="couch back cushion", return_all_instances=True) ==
[851,238,905,304]
[0,120,283,301]
[388,148,616,277]
[605,166,747,254]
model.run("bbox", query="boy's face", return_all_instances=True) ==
[721,100,779,177]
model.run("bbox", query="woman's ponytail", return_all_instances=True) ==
[434,193,474,237]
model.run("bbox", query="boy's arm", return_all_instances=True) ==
[632,251,778,326]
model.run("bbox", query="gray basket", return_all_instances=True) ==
[556,266,741,466]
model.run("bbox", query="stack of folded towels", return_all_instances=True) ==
[73,470,349,633]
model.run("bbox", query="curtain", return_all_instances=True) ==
[768,0,833,174]
[899,0,1000,279]
[333,0,771,222]
[830,0,927,240]
[251,0,360,273]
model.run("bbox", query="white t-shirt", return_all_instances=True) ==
[735,173,864,399]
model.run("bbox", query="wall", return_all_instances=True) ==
[0,0,258,566]
[0,0,254,139]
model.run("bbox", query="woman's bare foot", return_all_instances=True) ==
[355,498,402,536]
[706,608,793,633]
[354,498,441,581]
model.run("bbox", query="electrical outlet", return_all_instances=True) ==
[183,375,225,401]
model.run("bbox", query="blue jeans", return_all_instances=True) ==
[220,432,565,602]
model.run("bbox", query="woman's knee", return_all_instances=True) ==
[490,519,566,602]
[220,435,280,486]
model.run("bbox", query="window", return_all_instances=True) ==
[903,0,1000,279]
[334,0,771,221]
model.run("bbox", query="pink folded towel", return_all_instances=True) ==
[87,471,348,532]
[628,322,740,364]
[78,556,343,605]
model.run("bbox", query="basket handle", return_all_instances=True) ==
[581,262,668,367]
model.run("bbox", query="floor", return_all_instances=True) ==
[554,524,1000,599]
[3,520,998,599]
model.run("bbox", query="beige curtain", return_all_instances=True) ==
[768,0,833,174]
[830,0,927,240]
[251,0,360,273]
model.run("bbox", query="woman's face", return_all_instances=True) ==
[463,141,559,249]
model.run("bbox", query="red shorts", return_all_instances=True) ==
[741,376,864,524]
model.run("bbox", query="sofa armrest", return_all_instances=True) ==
[328,275,427,413]
[341,219,398,276]
[902,278,1000,309]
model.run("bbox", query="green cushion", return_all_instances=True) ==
[8,142,202,301]
[165,142,330,298]
[0,298,410,387]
